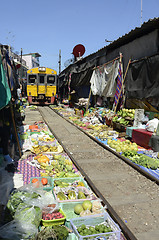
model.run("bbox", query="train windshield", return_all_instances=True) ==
[47,75,55,84]
[39,75,45,84]
[28,75,36,83]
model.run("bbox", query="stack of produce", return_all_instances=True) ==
[112,108,135,126]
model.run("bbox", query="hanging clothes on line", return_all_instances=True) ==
[0,54,11,110]
[90,58,120,97]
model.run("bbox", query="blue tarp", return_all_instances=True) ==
[96,137,159,181]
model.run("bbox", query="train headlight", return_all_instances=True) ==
[38,67,46,72]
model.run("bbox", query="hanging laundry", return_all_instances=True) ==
[90,59,119,97]
[0,54,11,110]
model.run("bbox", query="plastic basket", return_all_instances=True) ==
[53,177,89,189]
[70,212,121,240]
[67,233,78,240]
[30,177,53,191]
[53,187,97,203]
[59,200,104,228]
[41,209,66,226]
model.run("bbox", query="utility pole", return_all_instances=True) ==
[20,48,23,83]
[58,49,61,74]
[141,0,143,26]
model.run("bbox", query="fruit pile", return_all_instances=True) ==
[55,188,90,201]
[74,200,103,217]
[31,177,50,187]
[42,211,64,220]
[107,139,138,153]
[39,155,80,178]
[76,223,112,237]
[74,200,92,215]
[112,108,135,126]
[54,179,85,188]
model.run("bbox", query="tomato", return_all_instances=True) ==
[32,178,40,187]
[41,178,48,185]
[32,178,38,183]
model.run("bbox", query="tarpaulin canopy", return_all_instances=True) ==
[0,55,11,110]
[126,54,159,99]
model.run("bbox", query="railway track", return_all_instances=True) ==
[51,106,159,185]
[37,106,159,240]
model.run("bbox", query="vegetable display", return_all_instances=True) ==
[6,190,41,217]
[76,223,112,237]
[122,150,159,169]
[42,210,64,220]
[34,225,69,240]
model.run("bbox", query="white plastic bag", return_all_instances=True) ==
[145,118,159,132]
[0,220,27,240]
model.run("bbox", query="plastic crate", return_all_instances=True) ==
[30,177,53,191]
[59,200,105,228]
[41,209,66,226]
[53,177,89,189]
[70,212,121,240]
[53,187,97,203]
[67,233,78,240]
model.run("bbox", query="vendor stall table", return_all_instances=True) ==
[126,127,139,138]
[132,129,153,149]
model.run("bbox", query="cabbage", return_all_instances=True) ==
[15,203,42,228]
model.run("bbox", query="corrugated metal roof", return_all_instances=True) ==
[87,17,159,57]
[60,17,159,75]
[105,17,159,51]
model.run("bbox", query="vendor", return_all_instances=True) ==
[69,90,78,108]
[0,106,16,171]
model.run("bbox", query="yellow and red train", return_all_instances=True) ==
[27,67,57,105]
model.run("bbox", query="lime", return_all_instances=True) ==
[106,226,112,232]
[89,226,95,232]
[80,224,86,230]
[83,229,88,235]
[79,231,84,236]
[77,227,82,233]
[95,225,100,231]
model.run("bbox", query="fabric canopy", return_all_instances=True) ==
[126,54,159,99]
[0,55,11,110]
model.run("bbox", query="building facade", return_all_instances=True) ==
[22,53,41,69]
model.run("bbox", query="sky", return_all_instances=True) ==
[1,0,158,72]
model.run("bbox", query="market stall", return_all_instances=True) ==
[52,105,159,182]
[0,119,123,240]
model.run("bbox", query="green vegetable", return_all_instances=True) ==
[6,190,41,217]
[35,225,69,240]
[68,190,76,200]
[14,203,42,228]
[122,151,159,170]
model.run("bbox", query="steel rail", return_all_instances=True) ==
[38,106,138,240]
[51,107,159,185]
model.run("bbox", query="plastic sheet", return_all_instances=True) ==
[0,167,14,205]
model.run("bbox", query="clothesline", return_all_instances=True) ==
[93,55,121,70]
